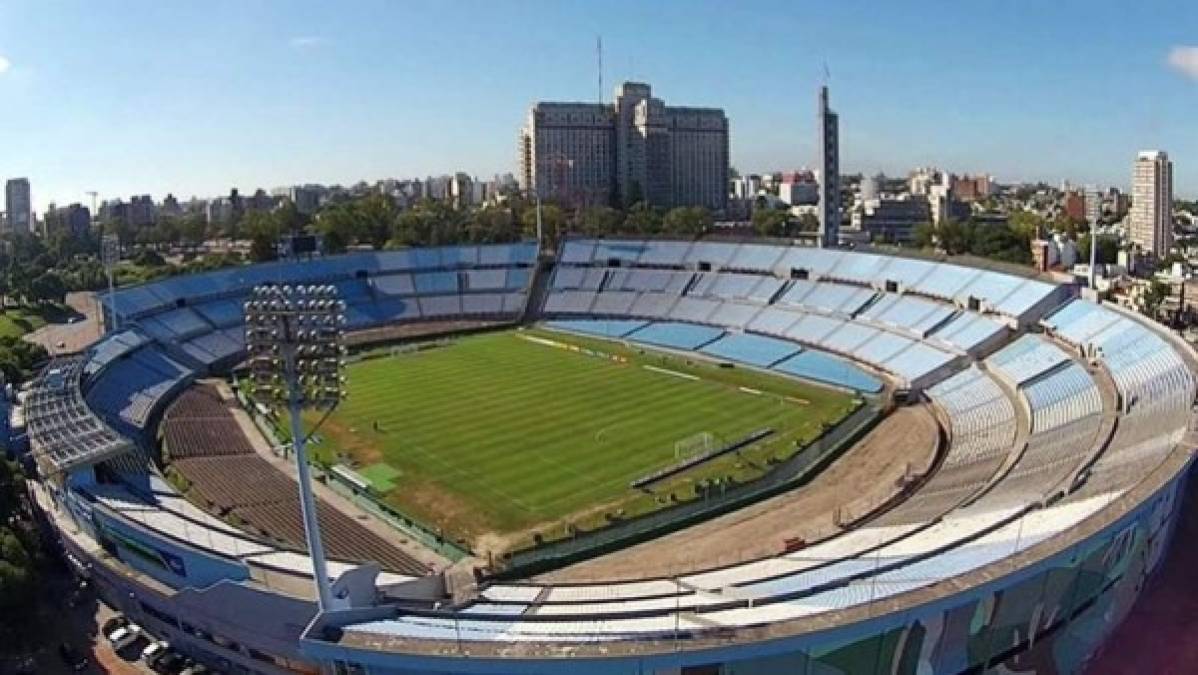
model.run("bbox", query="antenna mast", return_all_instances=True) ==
[597,35,603,102]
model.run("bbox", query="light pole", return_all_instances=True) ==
[101,232,120,332]
[244,284,347,609]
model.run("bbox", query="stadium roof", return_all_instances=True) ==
[27,356,134,476]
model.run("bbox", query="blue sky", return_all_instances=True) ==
[1,0,1196,212]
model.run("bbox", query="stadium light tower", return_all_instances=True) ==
[101,232,120,332]
[244,284,347,609]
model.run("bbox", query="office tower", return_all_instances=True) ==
[817,85,839,246]
[519,82,729,211]
[5,178,31,234]
[1129,151,1173,255]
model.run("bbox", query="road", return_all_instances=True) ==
[23,291,105,356]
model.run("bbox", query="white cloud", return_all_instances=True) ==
[289,36,330,50]
[1166,45,1198,81]
[0,56,10,75]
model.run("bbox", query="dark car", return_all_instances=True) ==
[57,642,88,672]
[101,614,128,634]
[154,652,188,674]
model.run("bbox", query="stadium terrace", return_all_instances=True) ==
[23,238,1196,675]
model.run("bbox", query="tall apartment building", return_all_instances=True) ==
[43,202,91,237]
[817,85,840,246]
[5,178,32,234]
[1129,150,1173,256]
[519,82,729,211]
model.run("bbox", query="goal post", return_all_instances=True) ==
[674,431,720,460]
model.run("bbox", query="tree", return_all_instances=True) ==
[1008,209,1046,240]
[936,220,973,255]
[519,203,564,244]
[1139,279,1171,318]
[0,460,39,647]
[912,222,936,248]
[180,215,208,249]
[29,271,66,305]
[970,222,1031,264]
[752,208,790,237]
[357,192,398,249]
[242,211,281,262]
[577,207,624,236]
[1078,234,1119,265]
[662,207,712,236]
[623,202,662,235]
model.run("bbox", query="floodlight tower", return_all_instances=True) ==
[101,233,120,332]
[244,284,347,609]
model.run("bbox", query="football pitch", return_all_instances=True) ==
[308,328,858,549]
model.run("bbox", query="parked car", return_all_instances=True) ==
[101,614,128,635]
[142,640,170,663]
[153,651,188,674]
[57,642,89,671]
[106,623,142,651]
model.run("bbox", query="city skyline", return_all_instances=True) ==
[2,1,1197,212]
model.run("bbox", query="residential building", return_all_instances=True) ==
[424,175,450,201]
[908,167,944,196]
[1063,191,1086,222]
[519,81,729,211]
[950,174,992,201]
[1129,150,1173,255]
[778,179,818,206]
[5,178,31,234]
[450,173,474,209]
[730,174,761,201]
[817,85,839,246]
[849,196,931,243]
[206,197,234,225]
[160,194,183,219]
[128,195,155,227]
[289,185,323,215]
[43,202,91,237]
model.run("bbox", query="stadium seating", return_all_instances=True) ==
[85,345,195,434]
[698,333,801,368]
[544,319,647,339]
[927,312,1007,354]
[625,322,724,351]
[772,351,883,393]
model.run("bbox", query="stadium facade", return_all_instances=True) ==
[21,238,1195,675]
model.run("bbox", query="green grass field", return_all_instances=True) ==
[308,328,858,550]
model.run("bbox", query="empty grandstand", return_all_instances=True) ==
[21,238,1195,675]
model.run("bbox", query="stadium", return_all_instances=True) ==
[22,237,1196,675]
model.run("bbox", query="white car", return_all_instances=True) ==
[106,623,141,651]
[141,640,169,663]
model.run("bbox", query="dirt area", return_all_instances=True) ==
[23,291,104,355]
[537,405,941,583]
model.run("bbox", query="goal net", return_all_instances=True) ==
[674,431,720,460]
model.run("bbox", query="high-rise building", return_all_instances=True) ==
[1129,150,1173,255]
[850,196,931,244]
[1062,191,1086,222]
[817,85,839,246]
[5,178,32,234]
[519,82,729,211]
[43,202,92,237]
